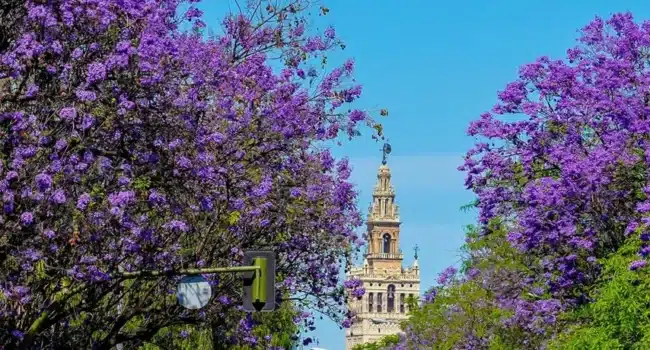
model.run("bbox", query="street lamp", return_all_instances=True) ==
[116,250,276,312]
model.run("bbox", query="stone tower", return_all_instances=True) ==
[344,150,420,349]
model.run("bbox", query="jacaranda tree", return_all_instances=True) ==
[0,0,379,348]
[385,12,650,349]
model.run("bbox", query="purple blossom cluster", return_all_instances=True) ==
[0,0,379,347]
[457,12,650,343]
[344,278,366,299]
[422,288,437,304]
[436,266,457,286]
[392,12,650,349]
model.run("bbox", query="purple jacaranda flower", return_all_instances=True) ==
[71,47,83,59]
[148,189,166,205]
[20,212,34,226]
[423,288,438,303]
[118,176,131,186]
[17,146,37,158]
[76,193,91,210]
[175,156,192,169]
[75,89,97,102]
[630,260,647,271]
[343,278,361,289]
[81,115,95,129]
[35,173,52,191]
[640,246,650,257]
[59,107,76,120]
[164,220,188,232]
[324,26,336,39]
[5,171,18,181]
[87,62,106,84]
[23,248,41,261]
[51,189,66,204]
[436,266,457,285]
[54,139,68,151]
[43,229,55,239]
[108,191,135,207]
[25,84,39,97]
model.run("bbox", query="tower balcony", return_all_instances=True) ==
[356,311,410,321]
[366,215,401,223]
[367,252,403,260]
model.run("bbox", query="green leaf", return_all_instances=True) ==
[228,211,241,225]
[133,176,151,190]
[34,260,47,280]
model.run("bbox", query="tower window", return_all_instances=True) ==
[377,292,383,313]
[400,293,405,313]
[382,233,391,254]
[368,292,374,312]
[387,285,395,312]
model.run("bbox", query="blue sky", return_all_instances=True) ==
[196,0,650,348]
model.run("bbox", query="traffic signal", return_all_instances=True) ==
[243,250,276,312]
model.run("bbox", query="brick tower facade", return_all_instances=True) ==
[344,156,420,349]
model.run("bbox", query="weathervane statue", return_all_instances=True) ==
[382,142,392,165]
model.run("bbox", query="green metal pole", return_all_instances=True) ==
[251,258,268,311]
[117,266,261,279]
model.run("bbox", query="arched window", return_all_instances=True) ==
[382,233,391,254]
[377,292,383,312]
[387,285,395,312]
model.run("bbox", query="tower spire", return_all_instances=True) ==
[367,157,400,223]
[366,142,401,259]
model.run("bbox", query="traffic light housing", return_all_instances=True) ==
[243,250,276,312]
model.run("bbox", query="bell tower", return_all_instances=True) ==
[366,162,402,273]
[344,143,421,349]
